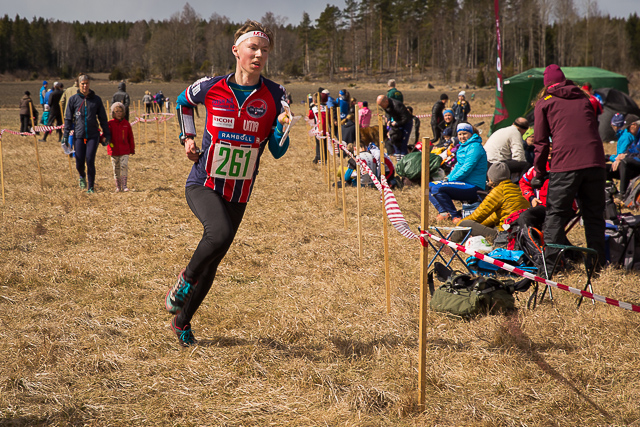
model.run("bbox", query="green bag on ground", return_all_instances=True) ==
[428,263,516,317]
[396,151,441,181]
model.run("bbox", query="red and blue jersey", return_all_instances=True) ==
[179,73,288,203]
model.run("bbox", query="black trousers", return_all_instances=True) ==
[177,185,247,327]
[544,167,605,268]
[43,110,63,141]
[20,114,31,133]
[618,157,640,194]
[430,123,441,143]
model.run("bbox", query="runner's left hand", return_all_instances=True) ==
[278,112,290,126]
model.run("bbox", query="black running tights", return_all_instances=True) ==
[177,185,247,327]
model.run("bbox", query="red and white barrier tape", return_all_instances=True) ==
[418,230,640,312]
[311,118,640,312]
[0,113,174,138]
[415,113,493,119]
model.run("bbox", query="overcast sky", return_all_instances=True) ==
[2,0,639,24]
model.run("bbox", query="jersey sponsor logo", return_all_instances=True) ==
[190,76,213,96]
[246,99,267,118]
[211,115,235,129]
[243,120,259,133]
[218,131,255,144]
[209,97,236,112]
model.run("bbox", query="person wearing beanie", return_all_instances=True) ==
[609,115,640,193]
[337,89,350,120]
[609,113,630,162]
[429,123,487,222]
[436,108,457,145]
[430,93,449,143]
[534,63,606,271]
[521,127,535,165]
[452,90,471,122]
[450,161,529,241]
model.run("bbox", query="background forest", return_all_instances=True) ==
[1,0,640,84]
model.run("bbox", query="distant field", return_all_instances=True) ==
[1,80,640,426]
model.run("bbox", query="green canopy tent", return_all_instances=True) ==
[490,66,629,134]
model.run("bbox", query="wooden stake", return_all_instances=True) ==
[338,112,347,229]
[154,102,160,141]
[318,102,326,183]
[418,136,430,409]
[172,102,180,139]
[355,104,363,258]
[164,112,167,144]
[332,109,339,206]
[325,106,331,186]
[305,96,312,149]
[327,107,333,193]
[28,102,44,189]
[144,103,148,146]
[379,107,391,314]
[137,100,141,146]
[0,135,5,204]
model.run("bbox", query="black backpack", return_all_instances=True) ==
[515,226,545,269]
[621,175,640,210]
[605,214,640,270]
[604,180,621,221]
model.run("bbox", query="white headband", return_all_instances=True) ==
[234,31,270,47]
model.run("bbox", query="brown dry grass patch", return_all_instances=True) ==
[1,82,640,426]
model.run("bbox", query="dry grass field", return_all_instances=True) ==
[1,77,640,426]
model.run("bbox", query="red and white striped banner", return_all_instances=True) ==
[418,230,640,313]
[319,124,640,313]
[0,113,174,138]
[415,113,493,119]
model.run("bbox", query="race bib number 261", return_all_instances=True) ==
[210,142,258,180]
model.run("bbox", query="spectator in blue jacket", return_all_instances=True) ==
[39,80,48,110]
[338,89,350,120]
[429,122,487,221]
[611,118,640,193]
[610,113,638,162]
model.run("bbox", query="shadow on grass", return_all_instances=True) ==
[196,336,322,360]
[330,334,408,359]
[503,315,612,420]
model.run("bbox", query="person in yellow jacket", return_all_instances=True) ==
[451,162,530,242]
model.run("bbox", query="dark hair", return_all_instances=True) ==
[24,91,30,96]
[440,93,448,100]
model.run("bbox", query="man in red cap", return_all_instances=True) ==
[532,64,606,271]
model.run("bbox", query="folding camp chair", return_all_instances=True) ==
[529,243,597,309]
[427,226,473,273]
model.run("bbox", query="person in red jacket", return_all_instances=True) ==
[533,64,606,270]
[107,102,135,192]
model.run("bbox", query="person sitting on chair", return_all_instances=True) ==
[450,162,529,242]
[429,122,487,222]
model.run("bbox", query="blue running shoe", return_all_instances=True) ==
[165,269,196,314]
[78,177,87,189]
[171,317,197,347]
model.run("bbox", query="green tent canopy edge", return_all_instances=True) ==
[490,66,629,134]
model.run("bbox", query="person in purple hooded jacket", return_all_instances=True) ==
[532,64,606,270]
